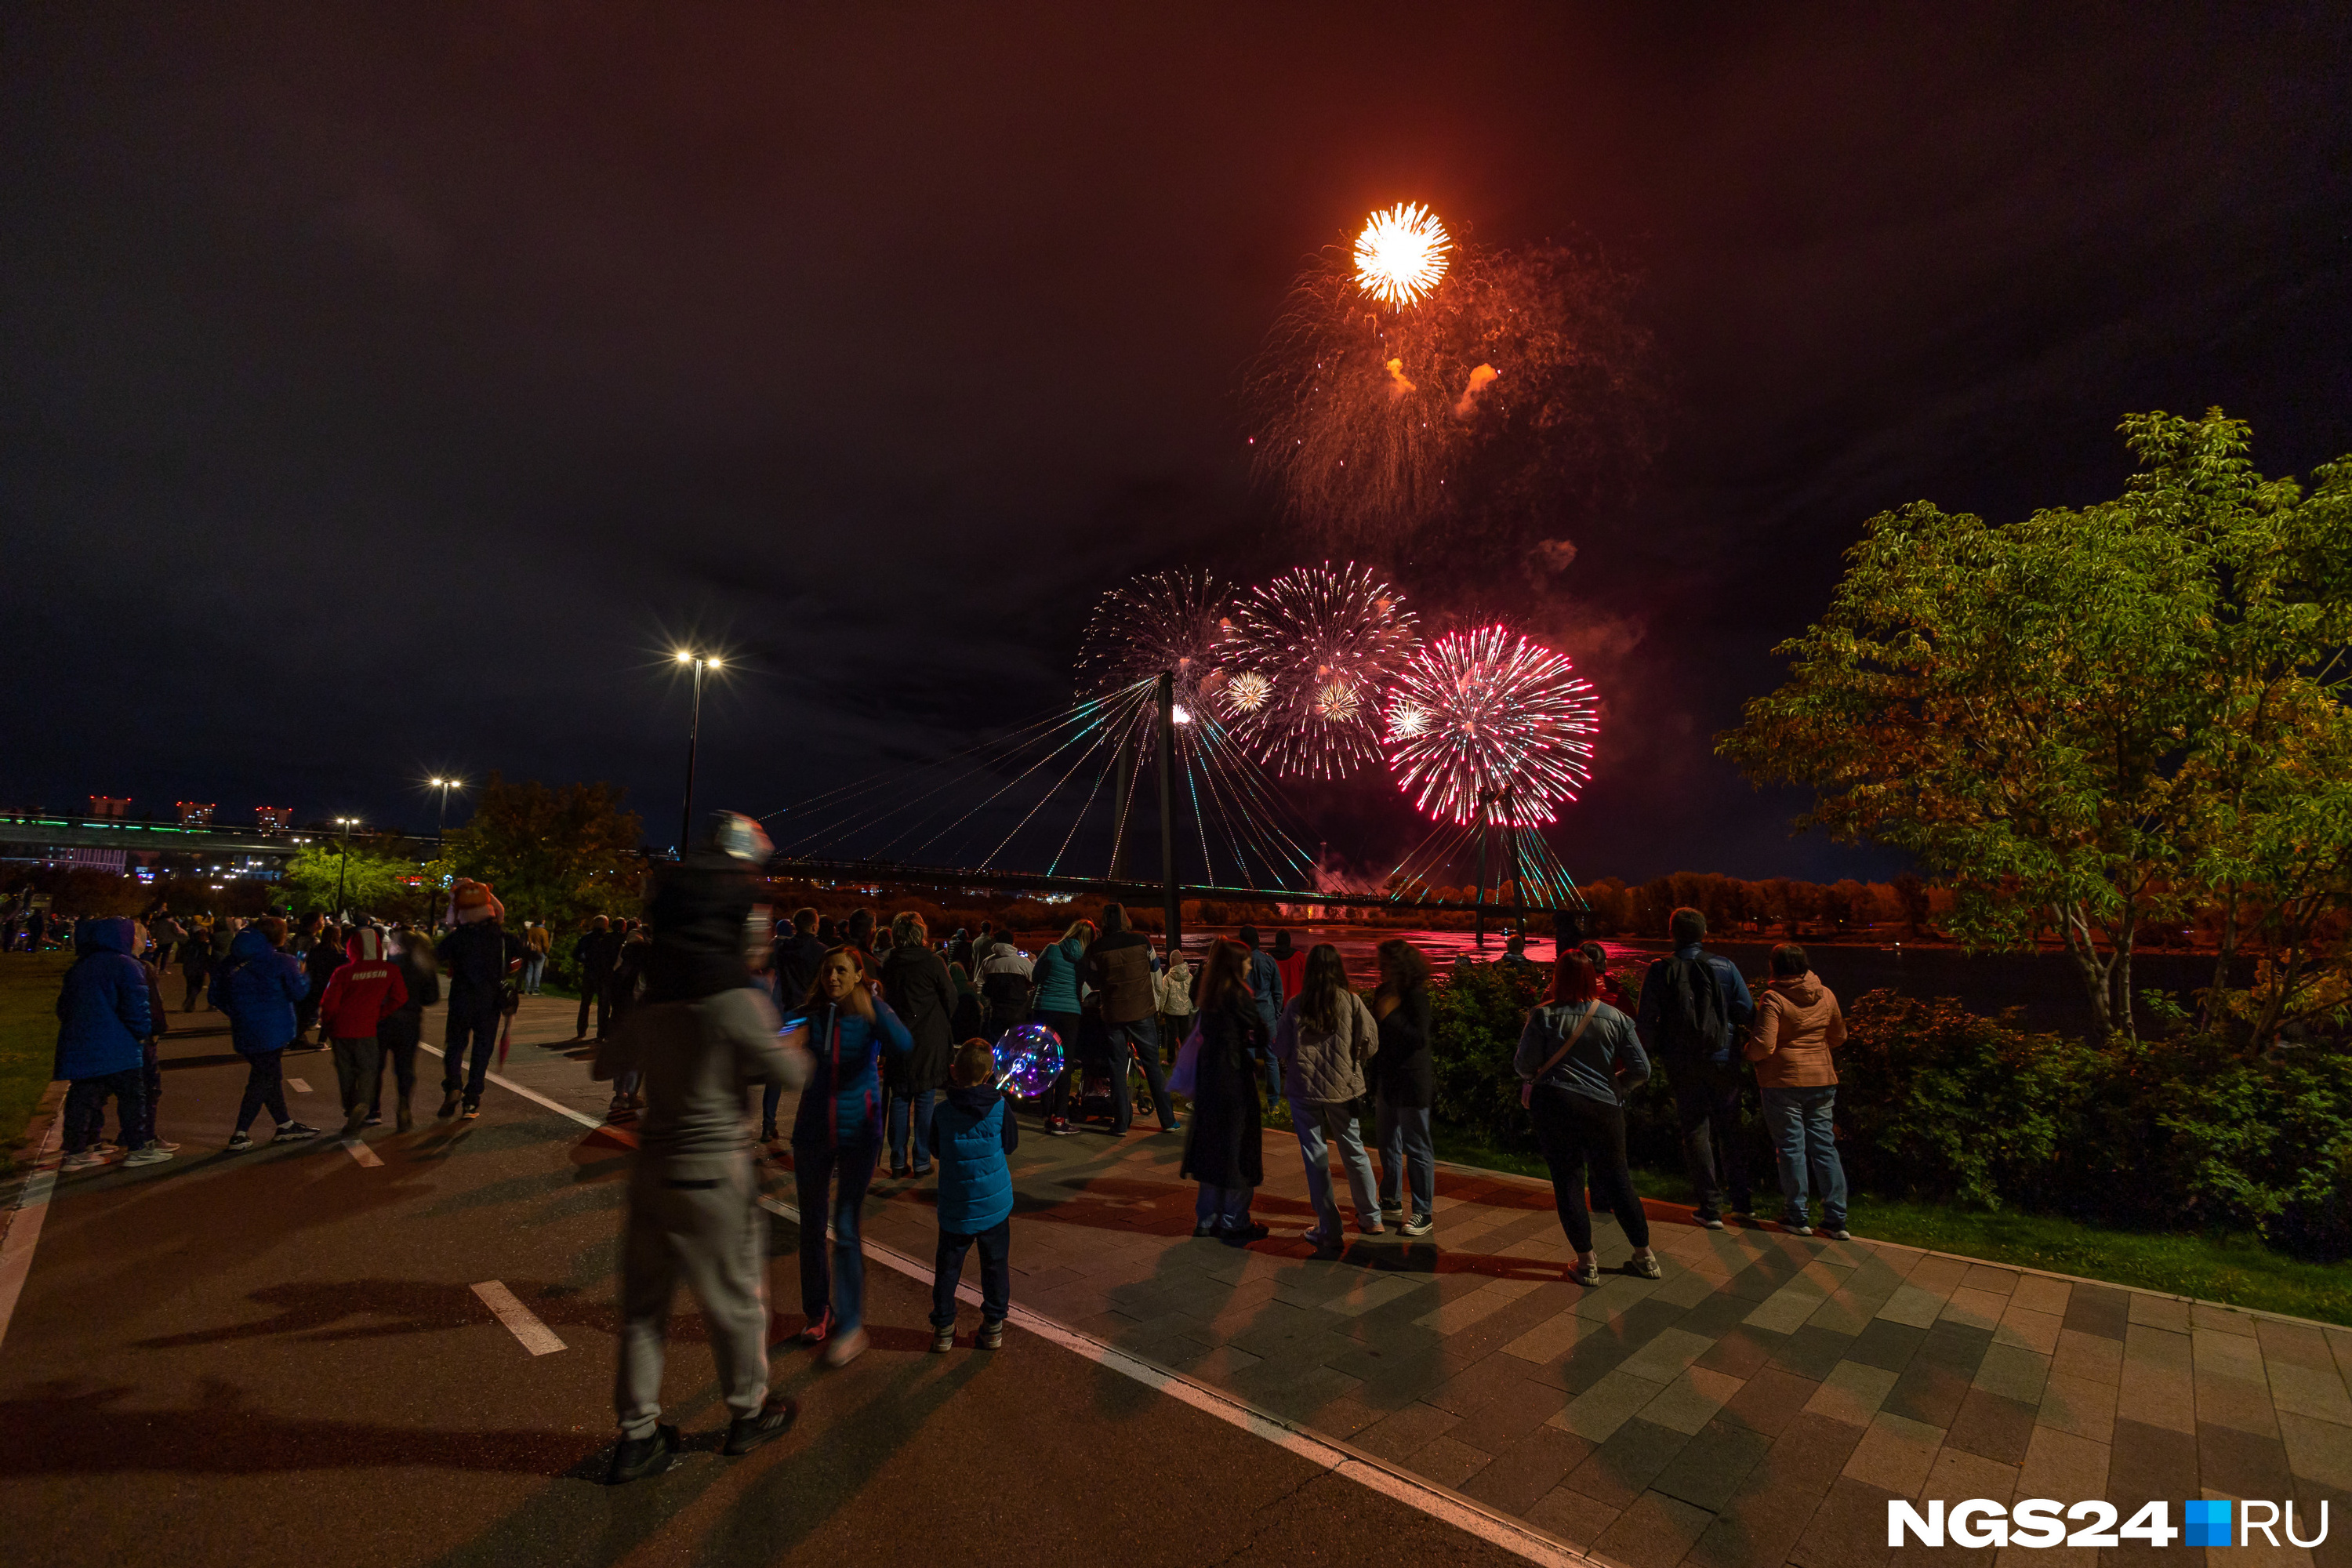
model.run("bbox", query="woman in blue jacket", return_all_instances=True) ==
[787,947,913,1368]
[1033,921,1092,1135]
[216,920,323,1149]
[55,918,154,1169]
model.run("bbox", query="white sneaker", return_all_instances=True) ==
[60,1149,108,1171]
[123,1144,176,1167]
[147,1137,183,1152]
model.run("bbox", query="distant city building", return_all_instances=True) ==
[87,796,131,819]
[255,806,292,831]
[176,801,216,826]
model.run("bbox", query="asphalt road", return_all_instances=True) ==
[1,1025,1542,1568]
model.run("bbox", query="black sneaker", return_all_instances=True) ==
[1223,1221,1269,1246]
[437,1091,461,1120]
[608,1424,680,1483]
[978,1319,1005,1350]
[721,1393,797,1457]
[227,1131,254,1152]
[462,1102,481,1120]
[1400,1214,1435,1237]
[1046,1119,1075,1137]
[273,1122,321,1142]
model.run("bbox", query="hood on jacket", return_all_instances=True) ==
[230,926,280,963]
[1771,973,1826,1007]
[943,1083,1001,1114]
[76,917,137,956]
[347,927,387,962]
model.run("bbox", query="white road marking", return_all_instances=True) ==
[0,1112,64,1356]
[425,1042,1586,1566]
[471,1279,565,1356]
[341,1138,383,1168]
[286,1077,312,1094]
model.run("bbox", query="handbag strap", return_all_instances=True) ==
[1532,1004,1599,1085]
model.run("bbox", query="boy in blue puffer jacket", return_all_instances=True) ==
[56,918,160,1171]
[928,1039,1019,1352]
[216,918,322,1150]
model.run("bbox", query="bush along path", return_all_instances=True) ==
[1425,960,2352,1310]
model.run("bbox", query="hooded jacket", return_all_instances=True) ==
[1748,973,1846,1088]
[1271,989,1379,1105]
[880,942,957,1093]
[55,918,151,1079]
[318,928,411,1040]
[216,926,309,1054]
[789,995,914,1148]
[929,1083,1019,1233]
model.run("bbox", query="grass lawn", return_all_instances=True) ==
[1431,1124,2352,1327]
[0,952,71,1176]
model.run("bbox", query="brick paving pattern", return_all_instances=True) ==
[492,997,2352,1567]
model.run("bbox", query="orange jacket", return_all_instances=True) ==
[1746,973,1845,1087]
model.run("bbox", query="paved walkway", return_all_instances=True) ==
[487,996,2352,1568]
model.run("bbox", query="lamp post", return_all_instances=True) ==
[673,649,722,855]
[429,777,463,850]
[333,816,358,919]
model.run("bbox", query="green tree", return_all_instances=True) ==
[443,774,647,931]
[1721,410,2352,1042]
[281,837,427,916]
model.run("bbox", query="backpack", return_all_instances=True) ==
[1650,953,1727,1061]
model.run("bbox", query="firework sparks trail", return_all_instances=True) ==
[1382,625,1598,826]
[1355,201,1450,308]
[1232,563,1419,779]
[1075,570,1238,742]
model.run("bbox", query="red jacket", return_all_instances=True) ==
[318,929,410,1040]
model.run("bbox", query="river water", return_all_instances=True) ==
[1162,924,2217,1037]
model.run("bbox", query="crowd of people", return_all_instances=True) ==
[38,829,1854,1483]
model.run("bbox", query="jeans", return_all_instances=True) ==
[64,1069,146,1153]
[931,1218,1011,1329]
[1528,1084,1650,1253]
[523,954,545,994]
[761,1080,786,1138]
[140,1038,162,1145]
[1038,1010,1083,1120]
[1375,1098,1436,1220]
[1105,1017,1176,1131]
[1193,1182,1254,1232]
[577,976,612,1039]
[331,1036,382,1116]
[236,1049,289,1133]
[181,963,207,1011]
[1291,1101,1381,1236]
[793,1138,878,1332]
[442,1005,499,1102]
[887,1087,936,1174]
[1760,1085,1848,1226]
[1668,1057,1752,1218]
[373,1014,419,1116]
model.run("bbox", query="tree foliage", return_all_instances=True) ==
[443,774,645,930]
[1720,410,2352,1043]
[281,837,427,917]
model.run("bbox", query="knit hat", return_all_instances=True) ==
[448,879,502,925]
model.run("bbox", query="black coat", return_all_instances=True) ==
[771,931,827,1011]
[1178,993,1268,1189]
[642,849,755,1003]
[880,944,957,1093]
[1371,986,1435,1110]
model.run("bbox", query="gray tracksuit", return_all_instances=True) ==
[596,987,808,1439]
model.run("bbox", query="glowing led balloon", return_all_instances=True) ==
[1383,625,1597,826]
[1232,563,1419,779]
[1355,201,1451,308]
[993,1021,1065,1098]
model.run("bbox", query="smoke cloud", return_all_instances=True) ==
[1384,357,1417,401]
[1454,361,1498,417]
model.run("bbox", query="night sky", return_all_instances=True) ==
[6,4,2349,885]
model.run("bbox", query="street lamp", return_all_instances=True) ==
[333,816,359,918]
[673,650,722,855]
[428,777,463,849]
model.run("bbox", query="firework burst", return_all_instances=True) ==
[1245,238,1663,561]
[1355,201,1450,307]
[1383,625,1597,826]
[1232,563,1420,779]
[1076,569,1236,710]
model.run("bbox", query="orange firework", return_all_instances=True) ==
[1354,202,1450,307]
